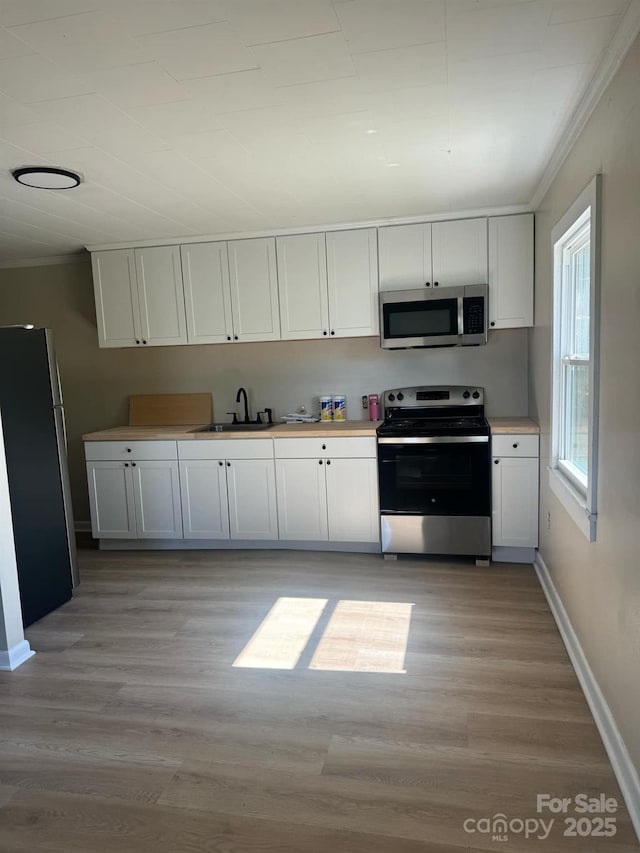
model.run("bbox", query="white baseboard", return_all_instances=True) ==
[534,554,640,842]
[98,538,381,553]
[0,640,35,671]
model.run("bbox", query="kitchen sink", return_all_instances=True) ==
[190,423,274,433]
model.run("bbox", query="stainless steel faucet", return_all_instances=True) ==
[235,387,250,423]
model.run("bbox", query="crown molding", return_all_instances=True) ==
[0,252,88,271]
[530,0,640,209]
[84,203,531,252]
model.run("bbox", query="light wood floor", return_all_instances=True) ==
[0,550,637,852]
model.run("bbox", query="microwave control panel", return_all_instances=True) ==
[463,297,485,335]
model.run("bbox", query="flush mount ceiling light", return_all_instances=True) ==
[12,166,82,190]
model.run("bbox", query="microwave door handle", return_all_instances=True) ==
[457,297,464,337]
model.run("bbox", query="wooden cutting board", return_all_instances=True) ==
[129,393,213,426]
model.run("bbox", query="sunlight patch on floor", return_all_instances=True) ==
[233,597,328,669]
[310,600,413,673]
[233,597,413,673]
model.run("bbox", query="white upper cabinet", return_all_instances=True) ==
[134,246,187,346]
[228,237,280,342]
[431,218,488,288]
[488,213,534,329]
[277,233,329,340]
[326,228,378,337]
[378,223,432,291]
[278,228,379,340]
[181,242,233,344]
[92,247,187,348]
[92,249,141,348]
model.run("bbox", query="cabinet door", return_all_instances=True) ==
[327,228,379,337]
[275,458,328,540]
[179,460,229,539]
[181,242,233,344]
[92,249,142,348]
[326,457,379,543]
[86,461,136,538]
[131,460,183,539]
[135,246,187,346]
[488,214,534,329]
[378,223,431,290]
[226,459,278,540]
[277,233,329,340]
[492,456,539,548]
[228,238,280,342]
[432,218,487,287]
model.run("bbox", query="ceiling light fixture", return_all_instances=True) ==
[12,166,82,190]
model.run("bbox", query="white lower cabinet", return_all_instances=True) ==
[86,460,136,538]
[86,459,181,539]
[275,438,379,544]
[276,458,329,540]
[326,457,379,542]
[179,460,229,539]
[491,434,539,549]
[177,441,278,541]
[227,459,278,540]
[87,437,378,547]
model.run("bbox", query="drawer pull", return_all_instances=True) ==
[513,442,519,449]
[126,448,132,453]
[322,444,327,450]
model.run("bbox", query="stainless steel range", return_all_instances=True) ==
[377,385,491,560]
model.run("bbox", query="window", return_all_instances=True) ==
[550,175,601,541]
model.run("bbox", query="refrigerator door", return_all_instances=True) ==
[53,404,80,588]
[0,327,74,626]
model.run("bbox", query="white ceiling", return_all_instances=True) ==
[0,0,633,263]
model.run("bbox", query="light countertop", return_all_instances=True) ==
[488,417,540,434]
[83,420,381,441]
[84,418,539,440]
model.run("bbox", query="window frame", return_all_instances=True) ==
[550,175,601,542]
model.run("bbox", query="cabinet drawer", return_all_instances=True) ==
[274,436,376,459]
[492,434,539,458]
[178,439,274,460]
[84,440,178,461]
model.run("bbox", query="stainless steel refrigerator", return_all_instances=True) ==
[0,326,78,627]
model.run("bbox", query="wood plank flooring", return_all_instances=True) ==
[0,550,637,852]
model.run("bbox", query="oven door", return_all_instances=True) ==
[378,438,490,517]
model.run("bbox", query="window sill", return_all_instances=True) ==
[548,466,597,542]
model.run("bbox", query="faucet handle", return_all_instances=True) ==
[256,409,273,424]
[226,411,239,425]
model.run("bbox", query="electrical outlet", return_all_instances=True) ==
[546,511,551,530]
[362,395,368,410]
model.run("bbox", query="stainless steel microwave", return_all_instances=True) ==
[379,284,488,349]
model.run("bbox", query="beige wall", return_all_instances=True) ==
[0,259,528,522]
[530,35,640,773]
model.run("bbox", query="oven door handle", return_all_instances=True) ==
[378,436,489,445]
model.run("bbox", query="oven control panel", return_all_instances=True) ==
[383,385,484,408]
